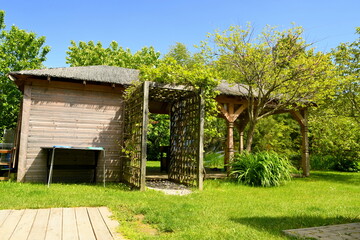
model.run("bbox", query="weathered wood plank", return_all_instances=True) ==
[197,91,205,190]
[45,208,62,240]
[0,209,11,228]
[62,208,79,240]
[0,209,24,240]
[18,84,32,182]
[19,81,123,183]
[75,207,96,240]
[10,209,37,240]
[30,78,124,93]
[98,207,119,239]
[87,207,113,240]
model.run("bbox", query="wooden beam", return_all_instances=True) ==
[290,110,306,127]
[140,81,149,191]
[300,109,310,177]
[17,84,32,182]
[218,103,248,123]
[197,90,205,191]
[290,109,310,176]
[233,103,248,121]
[234,118,249,154]
[225,121,235,174]
[215,95,247,104]
[218,103,230,120]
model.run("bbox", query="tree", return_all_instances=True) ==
[66,40,160,69]
[332,27,360,123]
[202,24,335,151]
[0,11,50,136]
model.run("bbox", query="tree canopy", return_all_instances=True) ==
[201,24,336,151]
[332,27,360,123]
[0,11,50,136]
[66,40,160,69]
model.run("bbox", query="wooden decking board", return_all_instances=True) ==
[75,207,96,240]
[62,208,78,240]
[87,207,113,240]
[45,208,63,240]
[28,208,50,240]
[9,209,37,240]
[0,209,11,227]
[0,209,25,240]
[0,207,120,240]
[98,207,120,238]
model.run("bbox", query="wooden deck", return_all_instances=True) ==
[0,207,123,240]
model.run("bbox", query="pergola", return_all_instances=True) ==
[215,82,310,177]
[120,80,310,191]
[121,82,205,191]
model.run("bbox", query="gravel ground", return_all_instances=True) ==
[146,180,192,196]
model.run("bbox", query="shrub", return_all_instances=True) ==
[230,151,295,187]
[333,155,359,172]
[310,155,335,170]
[204,152,224,169]
[310,154,359,172]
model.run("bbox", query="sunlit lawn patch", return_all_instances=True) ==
[0,171,359,239]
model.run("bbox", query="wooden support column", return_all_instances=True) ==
[17,84,32,182]
[140,81,149,191]
[234,115,249,154]
[197,90,205,191]
[218,102,248,174]
[291,109,310,177]
[226,122,234,166]
[239,131,244,154]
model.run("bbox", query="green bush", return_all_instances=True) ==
[204,152,224,169]
[310,154,359,172]
[310,155,335,170]
[230,152,295,187]
[333,155,360,172]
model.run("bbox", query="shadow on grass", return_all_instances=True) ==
[307,171,360,186]
[231,215,360,238]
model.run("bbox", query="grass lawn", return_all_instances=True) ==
[0,171,359,239]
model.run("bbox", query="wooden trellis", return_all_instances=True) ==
[121,82,149,190]
[121,82,204,190]
[169,93,204,189]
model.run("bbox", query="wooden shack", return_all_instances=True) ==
[9,66,138,183]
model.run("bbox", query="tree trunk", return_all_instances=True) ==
[245,120,257,152]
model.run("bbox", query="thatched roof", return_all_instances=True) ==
[9,65,139,86]
[215,81,249,96]
[9,65,249,97]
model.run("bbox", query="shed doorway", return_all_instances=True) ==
[121,81,204,191]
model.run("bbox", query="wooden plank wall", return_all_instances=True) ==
[19,80,124,183]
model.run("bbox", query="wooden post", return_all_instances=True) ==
[239,131,244,154]
[197,91,205,190]
[300,109,310,177]
[234,118,248,154]
[226,122,234,173]
[218,102,248,174]
[290,109,310,177]
[140,81,149,191]
[17,84,32,182]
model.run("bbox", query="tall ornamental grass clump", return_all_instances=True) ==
[230,151,295,187]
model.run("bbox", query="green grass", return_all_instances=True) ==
[1,171,359,239]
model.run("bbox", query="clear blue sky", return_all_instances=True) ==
[2,0,360,68]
